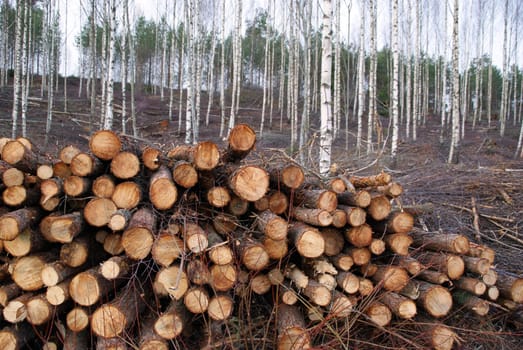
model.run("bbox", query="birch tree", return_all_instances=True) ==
[499,0,509,137]
[228,0,242,134]
[121,0,129,133]
[319,0,333,175]
[299,0,313,162]
[355,0,365,152]
[45,0,57,145]
[333,0,341,139]
[205,0,217,126]
[412,0,420,141]
[168,2,177,122]
[219,0,226,137]
[11,0,23,138]
[103,0,116,130]
[89,0,96,129]
[367,0,377,154]
[448,0,460,164]
[390,0,399,159]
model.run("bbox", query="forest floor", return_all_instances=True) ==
[1,79,523,348]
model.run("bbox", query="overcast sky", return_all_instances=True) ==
[57,0,513,77]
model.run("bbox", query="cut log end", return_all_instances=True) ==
[89,130,122,161]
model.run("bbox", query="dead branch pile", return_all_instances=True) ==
[0,124,521,349]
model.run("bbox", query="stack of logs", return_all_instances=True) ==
[0,124,521,350]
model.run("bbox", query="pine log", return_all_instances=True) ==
[63,330,88,350]
[89,130,122,161]
[496,272,523,303]
[280,284,298,305]
[337,190,371,208]
[63,175,91,197]
[40,195,60,211]
[207,294,234,321]
[109,151,140,179]
[482,268,498,286]
[141,147,161,171]
[486,286,500,301]
[222,123,257,161]
[138,313,169,350]
[339,205,366,227]
[100,256,131,280]
[372,265,410,292]
[462,255,491,275]
[209,263,237,292]
[295,189,337,212]
[69,267,120,306]
[60,235,95,268]
[250,274,272,295]
[3,184,40,207]
[345,223,373,248]
[154,265,189,300]
[330,253,354,271]
[377,182,404,198]
[383,233,413,256]
[257,210,288,241]
[212,213,239,234]
[422,323,458,350]
[1,140,40,172]
[331,209,348,228]
[207,186,231,208]
[41,261,84,287]
[70,152,103,176]
[3,228,48,257]
[0,283,22,307]
[346,247,371,266]
[108,209,131,231]
[399,280,421,300]
[12,251,58,291]
[349,171,392,188]
[269,164,305,190]
[322,228,344,256]
[365,301,392,326]
[0,207,40,241]
[414,251,465,280]
[453,290,489,316]
[149,166,177,210]
[276,304,311,350]
[336,271,360,294]
[26,294,61,325]
[184,287,210,314]
[467,242,495,263]
[268,191,289,214]
[103,233,124,255]
[183,222,208,254]
[112,181,142,209]
[193,141,220,170]
[303,280,331,306]
[186,259,211,285]
[96,337,128,350]
[380,292,417,319]
[40,178,63,202]
[328,177,347,193]
[227,195,250,216]
[0,323,34,350]
[2,167,24,187]
[358,277,375,296]
[370,211,414,234]
[239,239,270,271]
[285,265,309,289]
[92,175,116,198]
[417,269,451,285]
[286,223,324,259]
[410,229,470,254]
[227,165,270,202]
[263,237,288,260]
[59,145,82,164]
[53,161,72,178]
[66,307,90,332]
[151,233,184,267]
[396,256,423,275]
[36,164,54,180]
[3,293,33,323]
[367,195,392,221]
[292,207,332,227]
[122,208,156,259]
[413,280,453,317]
[172,161,198,188]
[254,195,270,212]
[454,277,487,295]
[46,278,71,305]
[154,299,187,340]
[91,284,148,338]
[40,211,83,243]
[369,238,386,255]
[83,198,117,227]
[329,291,355,317]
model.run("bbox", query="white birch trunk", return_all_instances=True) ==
[219,0,226,137]
[205,0,217,126]
[390,0,399,159]
[121,0,129,134]
[448,0,460,164]
[412,0,420,141]
[439,1,448,143]
[299,0,312,162]
[319,0,333,176]
[63,0,67,112]
[103,0,116,130]
[184,0,194,144]
[333,0,341,140]
[344,1,352,150]
[45,0,56,145]
[260,0,272,138]
[499,0,509,137]
[356,0,365,152]
[367,0,376,154]
[11,0,23,138]
[20,0,29,137]
[168,2,177,122]
[89,0,96,129]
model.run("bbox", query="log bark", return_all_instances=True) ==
[380,292,417,319]
[222,123,257,162]
[154,299,187,340]
[3,228,48,257]
[122,208,156,259]
[108,209,131,231]
[0,323,33,350]
[383,233,413,256]
[303,280,331,306]
[83,198,117,227]
[96,337,128,350]
[149,167,177,210]
[269,164,305,190]
[154,265,189,300]
[336,271,360,294]
[467,242,495,263]
[452,290,489,316]
[322,228,344,256]
[331,209,347,228]
[212,213,239,235]
[413,280,453,317]
[182,222,208,254]
[339,205,366,227]
[295,189,337,212]
[462,255,491,275]
[369,211,414,234]
[229,165,270,202]
[40,211,83,243]
[288,222,325,258]
[41,261,84,287]
[186,259,210,285]
[63,176,91,197]
[46,278,71,305]
[138,313,169,350]
[70,152,103,177]
[89,130,122,161]
[69,267,120,306]
[496,272,523,303]
[417,269,451,286]
[227,195,249,216]
[396,256,423,275]
[345,223,373,248]
[350,171,392,188]
[91,284,148,338]
[414,251,465,280]
[111,181,142,209]
[257,210,288,241]
[371,265,410,292]
[337,190,371,208]
[0,207,40,241]
[377,182,403,198]
[0,283,22,307]
[52,161,72,178]
[1,140,41,172]
[239,239,270,271]
[276,304,311,350]
[454,277,486,295]
[285,265,309,289]
[411,229,470,254]
[268,191,289,214]
[100,256,131,280]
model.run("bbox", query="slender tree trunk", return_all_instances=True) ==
[103,0,116,130]
[177,26,185,133]
[160,16,167,102]
[405,0,412,140]
[448,0,460,164]
[205,0,217,126]
[100,1,108,124]
[219,0,226,137]
[89,0,96,130]
[299,0,312,162]
[168,2,177,122]
[499,0,509,136]
[11,0,24,138]
[439,1,448,143]
[344,1,352,150]
[45,0,56,145]
[228,0,242,134]
[356,0,365,153]
[184,0,194,144]
[121,0,129,134]
[333,0,341,140]
[367,0,376,154]
[390,0,399,160]
[472,0,484,129]
[63,0,68,112]
[319,0,333,175]
[412,0,420,141]
[20,0,29,137]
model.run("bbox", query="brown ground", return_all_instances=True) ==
[1,78,522,348]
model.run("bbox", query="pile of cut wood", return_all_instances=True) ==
[0,124,521,350]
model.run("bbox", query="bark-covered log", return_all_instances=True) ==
[172,161,198,188]
[276,304,311,350]
[1,140,41,172]
[184,286,210,314]
[461,255,491,275]
[467,242,495,263]
[269,164,305,190]
[295,189,337,212]
[222,123,257,162]
[83,198,117,227]
[413,280,453,317]
[3,228,48,257]
[411,229,470,254]
[154,299,187,340]
[496,272,523,303]
[288,222,325,258]
[66,307,90,332]
[257,210,288,241]
[149,166,177,210]
[365,301,392,326]
[371,265,409,292]
[380,292,417,319]
[345,223,373,248]
[229,165,270,202]
[0,323,34,350]
[122,208,156,259]
[92,175,116,198]
[12,251,58,291]
[186,259,210,285]
[0,283,22,307]
[339,205,366,227]
[417,269,451,285]
[322,228,345,256]
[367,195,392,221]
[69,267,120,306]
[369,211,414,234]
[350,171,391,188]
[383,233,413,256]
[292,207,332,227]
[0,207,40,241]
[141,147,161,171]
[454,277,487,296]
[70,152,103,177]
[207,294,234,321]
[337,190,371,208]
[452,290,489,316]
[414,251,465,280]
[40,211,83,243]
